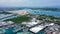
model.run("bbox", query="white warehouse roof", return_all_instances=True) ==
[29,25,46,33]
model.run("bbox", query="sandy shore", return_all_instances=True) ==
[8,10,29,15]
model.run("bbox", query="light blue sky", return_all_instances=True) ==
[0,0,60,7]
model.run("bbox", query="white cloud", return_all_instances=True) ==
[0,0,60,7]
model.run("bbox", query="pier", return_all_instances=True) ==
[13,27,23,33]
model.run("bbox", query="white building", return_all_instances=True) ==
[29,25,47,33]
[0,21,14,27]
[22,21,39,27]
[22,17,41,27]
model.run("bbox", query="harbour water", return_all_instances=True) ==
[5,27,14,34]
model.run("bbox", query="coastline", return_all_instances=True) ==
[7,10,29,15]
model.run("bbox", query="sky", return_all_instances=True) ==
[0,0,60,7]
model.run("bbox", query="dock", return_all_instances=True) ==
[13,27,22,33]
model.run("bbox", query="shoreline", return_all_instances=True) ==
[7,10,29,15]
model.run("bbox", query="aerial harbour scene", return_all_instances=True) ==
[0,0,60,34]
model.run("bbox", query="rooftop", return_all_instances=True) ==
[22,20,40,27]
[29,25,46,33]
[0,21,14,26]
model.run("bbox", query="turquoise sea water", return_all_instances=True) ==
[28,9,60,17]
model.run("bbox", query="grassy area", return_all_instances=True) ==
[4,14,60,25]
[4,15,32,24]
[55,18,60,25]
